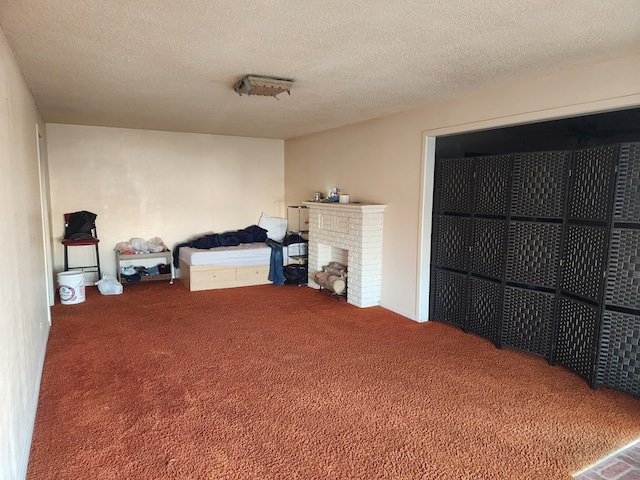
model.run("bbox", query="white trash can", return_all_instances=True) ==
[57,271,86,305]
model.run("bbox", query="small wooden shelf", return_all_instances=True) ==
[116,250,173,284]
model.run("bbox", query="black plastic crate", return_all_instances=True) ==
[596,310,640,396]
[506,221,561,289]
[431,269,468,328]
[560,225,607,302]
[470,218,507,280]
[432,215,471,271]
[567,144,617,222]
[473,154,512,216]
[502,286,555,358]
[511,151,569,218]
[469,277,503,345]
[555,297,599,382]
[605,228,640,310]
[613,143,640,223]
[434,157,474,214]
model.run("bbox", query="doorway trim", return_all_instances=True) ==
[36,124,54,311]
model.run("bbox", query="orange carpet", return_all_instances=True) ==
[27,283,640,479]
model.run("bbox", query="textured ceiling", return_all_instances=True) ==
[1,1,639,139]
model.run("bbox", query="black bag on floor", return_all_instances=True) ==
[284,265,307,285]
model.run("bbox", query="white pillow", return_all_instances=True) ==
[258,213,288,242]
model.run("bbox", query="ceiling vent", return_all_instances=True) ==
[233,75,294,98]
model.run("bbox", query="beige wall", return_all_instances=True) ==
[285,54,640,321]
[285,115,424,319]
[46,124,285,281]
[0,28,50,480]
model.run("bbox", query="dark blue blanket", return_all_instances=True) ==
[173,225,267,268]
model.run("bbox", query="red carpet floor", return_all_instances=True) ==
[27,283,640,479]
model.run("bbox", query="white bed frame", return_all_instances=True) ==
[177,240,305,292]
[178,259,270,291]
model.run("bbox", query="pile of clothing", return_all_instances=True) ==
[116,237,166,255]
[120,264,171,282]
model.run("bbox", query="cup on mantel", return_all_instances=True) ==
[339,194,350,203]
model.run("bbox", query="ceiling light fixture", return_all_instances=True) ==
[233,75,294,99]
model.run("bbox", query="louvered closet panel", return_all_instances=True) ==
[567,144,618,222]
[612,143,640,222]
[505,221,562,289]
[468,277,503,346]
[597,310,640,396]
[604,228,640,311]
[434,157,474,214]
[470,218,506,280]
[432,215,471,271]
[596,142,640,396]
[502,223,558,360]
[465,155,512,344]
[511,151,569,219]
[430,157,474,328]
[431,269,469,329]
[428,143,639,396]
[560,225,607,302]
[556,144,618,387]
[502,286,555,358]
[474,154,512,216]
[555,298,600,381]
[501,151,568,358]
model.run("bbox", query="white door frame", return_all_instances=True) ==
[36,124,54,311]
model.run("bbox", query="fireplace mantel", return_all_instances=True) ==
[304,201,386,308]
[302,202,387,214]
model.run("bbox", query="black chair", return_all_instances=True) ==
[62,211,101,278]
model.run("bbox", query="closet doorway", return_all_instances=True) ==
[420,107,640,322]
[420,107,640,395]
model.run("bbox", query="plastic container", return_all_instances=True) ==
[57,271,86,305]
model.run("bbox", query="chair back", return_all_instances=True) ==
[64,211,98,240]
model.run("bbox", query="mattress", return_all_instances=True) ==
[179,243,271,266]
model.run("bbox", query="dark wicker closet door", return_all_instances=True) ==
[502,286,555,359]
[597,310,640,396]
[432,215,471,272]
[567,145,617,222]
[431,269,469,328]
[469,277,503,346]
[474,154,511,216]
[434,157,474,214]
[560,225,607,302]
[506,221,561,289]
[555,298,600,381]
[511,151,569,219]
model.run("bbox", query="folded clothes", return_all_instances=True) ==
[135,266,149,276]
[120,265,136,276]
[124,273,141,282]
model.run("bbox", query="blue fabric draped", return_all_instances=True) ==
[265,238,284,286]
[173,225,267,268]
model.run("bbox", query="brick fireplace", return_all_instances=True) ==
[304,202,386,307]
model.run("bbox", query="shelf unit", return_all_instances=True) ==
[116,250,174,284]
[285,205,309,285]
